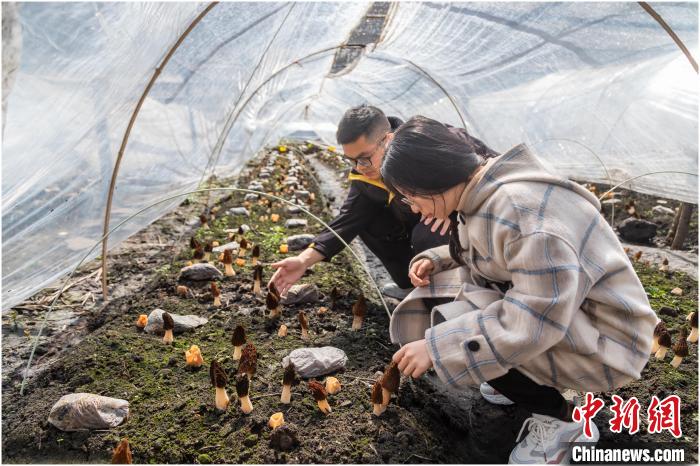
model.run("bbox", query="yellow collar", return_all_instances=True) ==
[348,173,395,205]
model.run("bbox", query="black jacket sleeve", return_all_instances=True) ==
[310,181,382,261]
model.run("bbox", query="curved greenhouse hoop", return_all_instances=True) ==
[597,170,699,202]
[23,187,390,396]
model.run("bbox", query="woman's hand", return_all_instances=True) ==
[392,339,433,378]
[408,258,434,287]
[421,214,451,236]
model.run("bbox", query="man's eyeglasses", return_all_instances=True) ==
[400,197,415,207]
[343,135,387,168]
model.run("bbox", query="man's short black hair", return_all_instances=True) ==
[336,104,390,145]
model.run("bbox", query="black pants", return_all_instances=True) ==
[488,369,573,421]
[360,219,449,289]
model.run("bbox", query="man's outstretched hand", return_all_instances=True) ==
[268,248,325,296]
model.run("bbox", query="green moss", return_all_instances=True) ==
[197,453,212,464]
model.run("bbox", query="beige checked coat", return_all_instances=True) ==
[389,144,658,393]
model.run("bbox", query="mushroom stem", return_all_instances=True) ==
[239,395,253,414]
[670,355,684,368]
[215,387,230,410]
[252,257,258,266]
[270,306,281,319]
[213,296,221,307]
[301,327,309,340]
[204,252,211,262]
[381,387,392,409]
[317,398,332,414]
[655,346,669,360]
[163,329,174,345]
[651,337,660,354]
[688,327,698,343]
[233,345,243,361]
[352,315,363,331]
[373,403,386,416]
[224,264,235,277]
[281,384,292,404]
[253,279,261,296]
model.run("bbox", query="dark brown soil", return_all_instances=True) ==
[2,143,697,464]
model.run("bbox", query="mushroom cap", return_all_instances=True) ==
[111,438,132,464]
[662,258,669,265]
[238,343,258,377]
[266,284,281,310]
[162,312,174,331]
[232,325,246,346]
[654,321,667,337]
[211,282,220,297]
[352,294,367,318]
[658,331,672,348]
[330,287,340,300]
[199,213,208,223]
[252,245,260,257]
[210,360,228,388]
[193,245,204,260]
[238,226,244,235]
[235,373,250,397]
[371,380,383,404]
[190,237,201,249]
[205,242,213,253]
[253,265,263,282]
[691,312,698,327]
[239,238,248,250]
[222,249,234,264]
[673,331,689,357]
[308,380,327,401]
[380,361,400,392]
[283,363,298,386]
[298,311,308,329]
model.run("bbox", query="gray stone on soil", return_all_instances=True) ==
[227,207,250,216]
[280,284,320,305]
[244,193,259,201]
[286,234,315,251]
[652,205,675,217]
[294,190,310,200]
[144,309,208,335]
[617,217,657,243]
[285,219,307,229]
[178,263,222,281]
[248,182,264,191]
[48,393,129,431]
[212,241,239,253]
[259,172,271,179]
[286,205,303,214]
[282,346,347,378]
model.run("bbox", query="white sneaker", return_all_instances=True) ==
[380,282,414,300]
[508,413,599,464]
[480,382,515,405]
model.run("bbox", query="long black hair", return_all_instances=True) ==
[381,116,498,264]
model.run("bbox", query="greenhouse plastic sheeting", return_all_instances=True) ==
[2,2,698,311]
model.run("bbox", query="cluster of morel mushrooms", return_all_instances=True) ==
[119,190,398,463]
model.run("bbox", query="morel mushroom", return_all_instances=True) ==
[380,361,400,409]
[199,213,209,229]
[253,265,263,296]
[111,438,132,464]
[266,283,282,319]
[204,241,213,262]
[162,312,174,345]
[651,321,667,354]
[211,282,221,307]
[222,249,235,277]
[671,328,689,368]
[281,363,298,404]
[190,236,200,250]
[330,287,340,311]
[325,377,341,395]
[252,245,260,266]
[193,244,205,262]
[633,250,642,262]
[185,345,204,368]
[352,294,367,331]
[176,285,189,297]
[238,238,248,258]
[308,380,331,414]
[655,331,672,360]
[238,343,258,379]
[688,312,698,343]
[235,373,254,414]
[232,325,246,361]
[277,324,288,337]
[371,380,385,416]
[659,258,669,273]
[298,311,309,340]
[210,360,230,411]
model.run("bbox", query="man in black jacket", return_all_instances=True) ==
[269,105,450,299]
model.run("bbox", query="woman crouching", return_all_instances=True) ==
[381,116,657,464]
